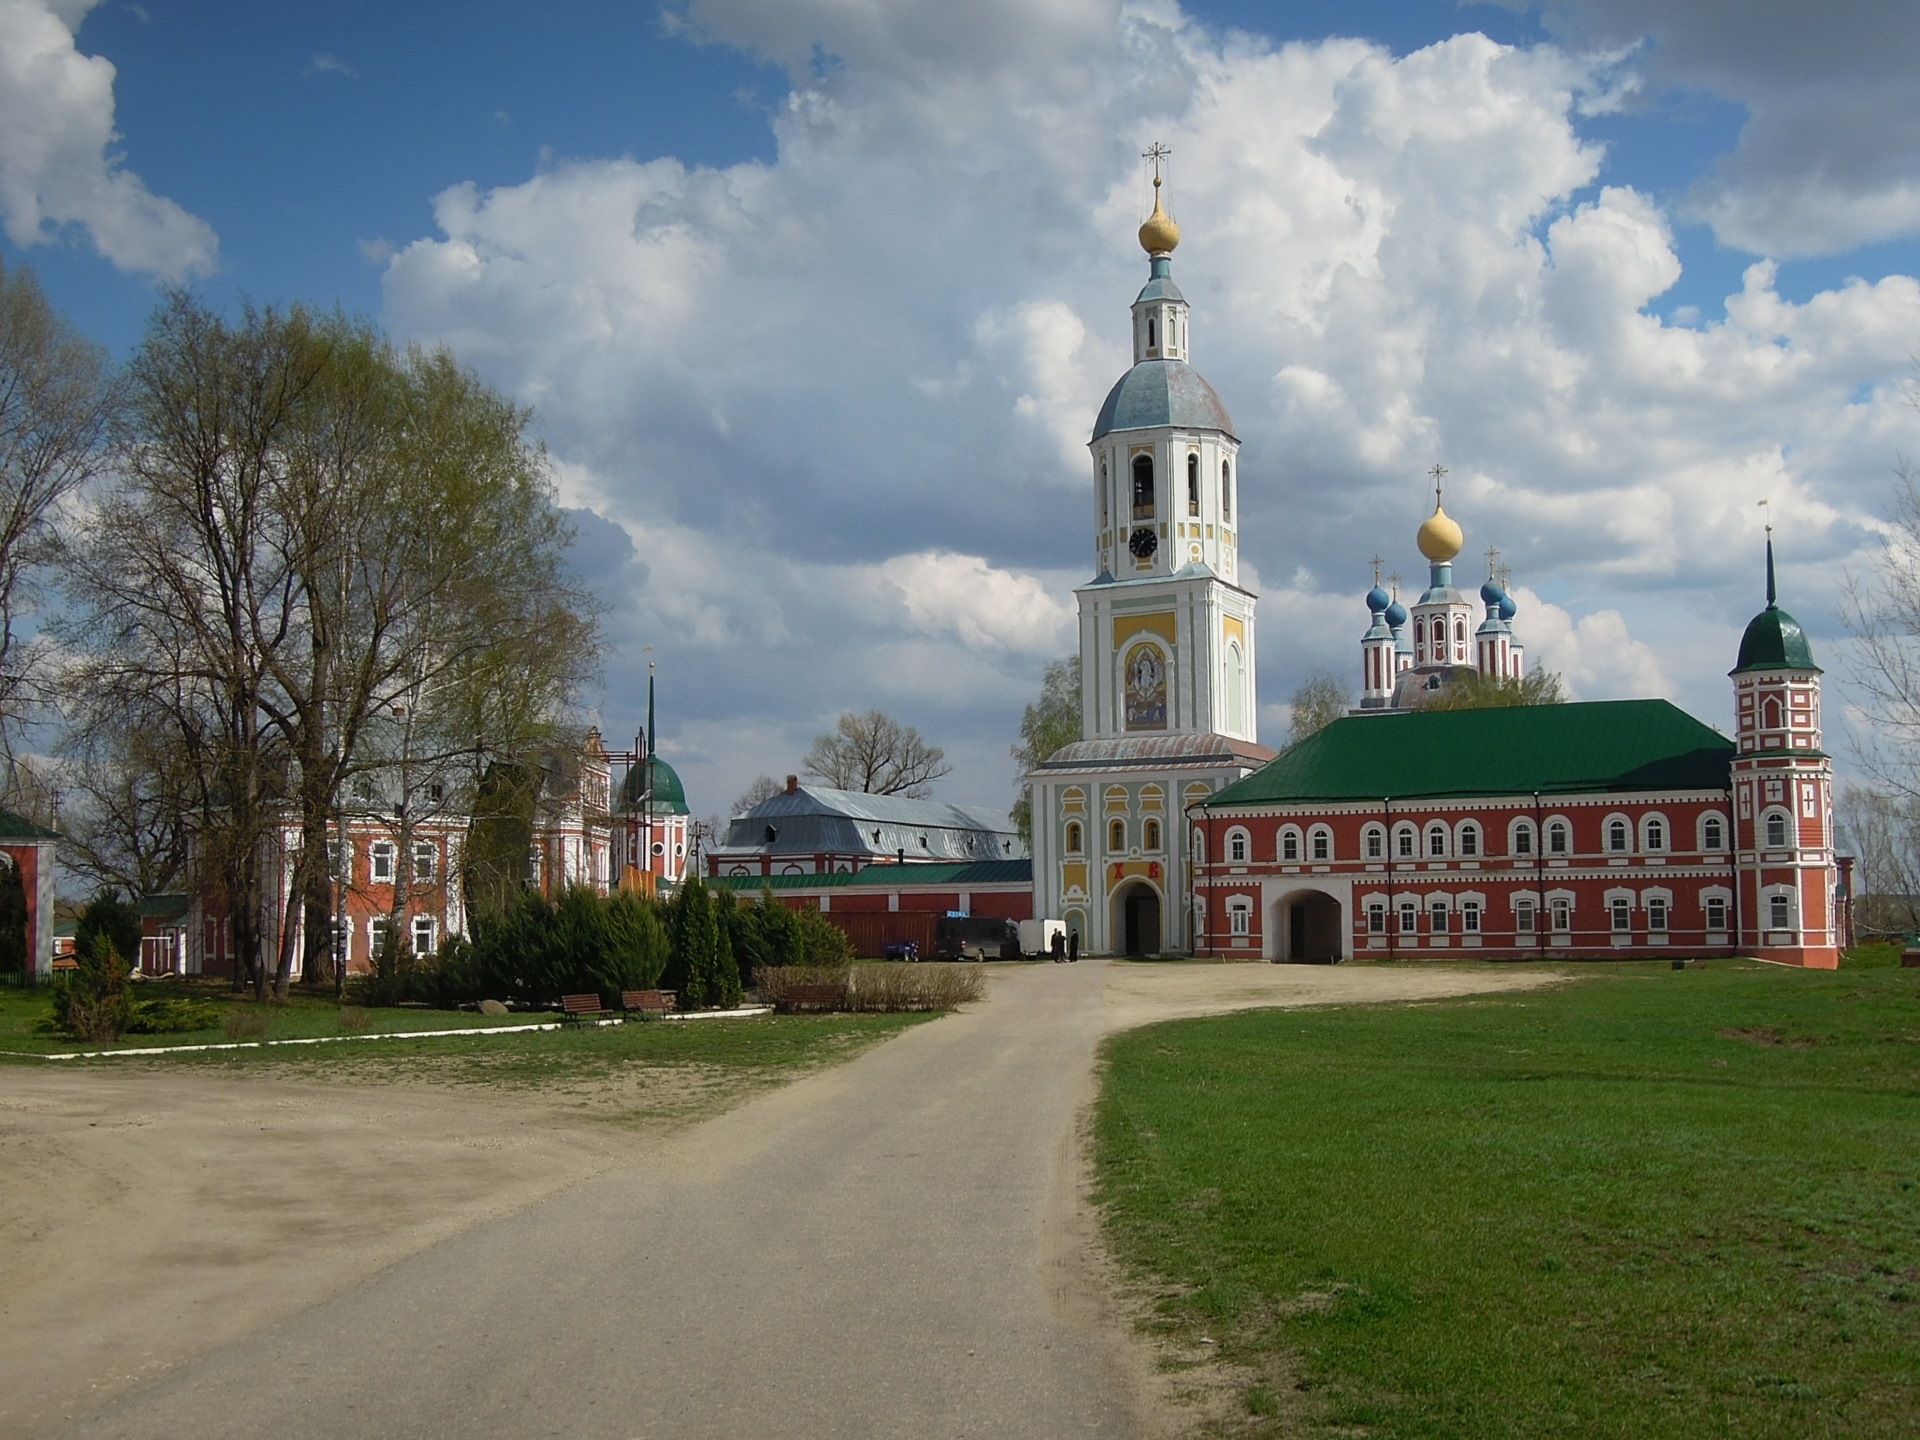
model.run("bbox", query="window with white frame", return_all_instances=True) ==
[1309,826,1332,861]
[1227,828,1248,863]
[1188,828,1201,861]
[1705,895,1729,931]
[1364,825,1385,860]
[1643,816,1667,852]
[1547,820,1571,856]
[1398,902,1417,934]
[1765,811,1789,848]
[1110,819,1127,852]
[1396,825,1417,859]
[1367,902,1387,934]
[1550,897,1571,932]
[1144,819,1161,851]
[1066,822,1083,854]
[369,916,390,958]
[1610,897,1632,932]
[412,840,436,883]
[1702,814,1725,851]
[1647,897,1668,932]
[1227,899,1251,936]
[1512,820,1534,856]
[1769,892,1792,929]
[412,914,437,956]
[1515,898,1536,933]
[1462,900,1482,933]
[1280,827,1301,861]
[1426,823,1448,859]
[1429,899,1450,933]
[1457,823,1480,858]
[371,841,397,883]
[1606,818,1630,853]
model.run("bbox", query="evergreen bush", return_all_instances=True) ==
[76,892,142,975]
[51,934,133,1041]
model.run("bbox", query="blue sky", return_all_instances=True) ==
[5,0,1920,819]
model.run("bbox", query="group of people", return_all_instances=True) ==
[1047,929,1080,963]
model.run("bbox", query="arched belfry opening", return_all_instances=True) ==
[1112,881,1162,956]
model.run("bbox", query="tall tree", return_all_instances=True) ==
[1286,671,1353,746]
[1414,668,1567,711]
[1844,464,1920,803]
[732,774,783,815]
[803,709,950,797]
[1009,656,1081,843]
[1835,784,1920,937]
[61,297,598,999]
[0,259,116,762]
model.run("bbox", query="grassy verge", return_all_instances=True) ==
[1093,948,1920,1438]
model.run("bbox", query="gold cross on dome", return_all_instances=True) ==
[1143,141,1172,182]
[1428,463,1448,505]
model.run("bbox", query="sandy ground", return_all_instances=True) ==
[3,961,1561,1439]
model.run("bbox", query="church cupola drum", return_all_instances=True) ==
[1027,150,1275,958]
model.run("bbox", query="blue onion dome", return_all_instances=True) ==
[1480,578,1504,605]
[1366,583,1391,613]
[1385,599,1409,628]
[1498,592,1518,621]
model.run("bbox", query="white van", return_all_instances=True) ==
[1017,918,1067,958]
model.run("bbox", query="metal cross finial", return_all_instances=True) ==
[1143,141,1172,183]
[1389,571,1402,597]
[1758,497,1771,535]
[1428,463,1448,506]
[1486,545,1500,578]
[1371,554,1384,584]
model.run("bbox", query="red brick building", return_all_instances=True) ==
[1193,549,1839,967]
[711,859,1034,955]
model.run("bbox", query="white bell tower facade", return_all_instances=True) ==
[1029,162,1275,957]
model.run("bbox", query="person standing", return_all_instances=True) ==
[1067,929,1079,963]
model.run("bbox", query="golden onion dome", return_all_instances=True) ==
[1416,503,1464,562]
[1137,177,1180,255]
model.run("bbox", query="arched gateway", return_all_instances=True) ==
[1112,881,1163,956]
[1272,888,1343,963]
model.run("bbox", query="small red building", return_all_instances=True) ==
[711,859,1034,955]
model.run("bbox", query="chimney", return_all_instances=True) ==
[785,774,799,794]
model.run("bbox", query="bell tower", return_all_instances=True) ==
[1027,147,1275,957]
[1728,528,1838,967]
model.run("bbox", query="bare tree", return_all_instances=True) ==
[803,709,950,797]
[732,774,783,815]
[1286,671,1353,746]
[0,259,115,756]
[1844,464,1920,800]
[1835,784,1920,937]
[1414,668,1566,711]
[55,710,193,898]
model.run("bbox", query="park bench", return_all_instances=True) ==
[777,983,846,1014]
[621,989,678,1019]
[560,993,613,1025]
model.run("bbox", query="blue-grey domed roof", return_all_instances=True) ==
[1480,578,1504,605]
[1092,360,1237,442]
[1498,593,1518,621]
[1385,600,1409,628]
[1366,584,1391,613]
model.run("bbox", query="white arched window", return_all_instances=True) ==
[1144,818,1162,851]
[1456,821,1481,858]
[1109,818,1127,852]
[1065,822,1083,855]
[1363,824,1386,860]
[1510,818,1536,856]
[1764,810,1790,848]
[1221,459,1232,522]
[1606,816,1631,853]
[1393,822,1418,859]
[1279,826,1302,862]
[1226,827,1250,863]
[1546,818,1571,856]
[1641,814,1668,852]
[1187,452,1200,516]
[1308,825,1333,861]
[1701,813,1727,851]
[1426,823,1448,859]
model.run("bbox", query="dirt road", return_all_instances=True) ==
[12,960,1558,1439]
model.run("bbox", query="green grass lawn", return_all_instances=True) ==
[1094,949,1920,1438]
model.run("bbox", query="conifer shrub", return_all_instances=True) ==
[50,934,133,1041]
[75,892,142,975]
[457,886,671,1008]
[668,878,742,1010]
[0,859,27,980]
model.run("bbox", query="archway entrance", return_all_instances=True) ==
[1273,889,1343,963]
[1112,882,1162,956]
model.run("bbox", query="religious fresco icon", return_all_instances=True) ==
[1124,643,1168,730]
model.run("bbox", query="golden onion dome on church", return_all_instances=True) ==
[1138,177,1180,256]
[1416,503,1464,562]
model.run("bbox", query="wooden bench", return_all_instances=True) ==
[561,992,613,1024]
[621,989,677,1019]
[777,983,846,1014]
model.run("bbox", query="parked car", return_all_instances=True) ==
[933,916,1020,962]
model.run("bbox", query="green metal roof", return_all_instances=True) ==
[710,859,1033,892]
[1207,699,1734,808]
[139,893,189,920]
[619,755,690,815]
[1731,604,1821,675]
[0,808,58,840]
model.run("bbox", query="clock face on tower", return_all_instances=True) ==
[1128,527,1158,559]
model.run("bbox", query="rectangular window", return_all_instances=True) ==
[1648,898,1668,933]
[1367,904,1386,935]
[1366,830,1384,859]
[1229,904,1251,937]
[1769,894,1791,930]
[1706,896,1728,931]
[412,914,437,956]
[1551,899,1571,933]
[1514,825,1532,856]
[1459,827,1478,857]
[412,841,436,883]
[1610,898,1631,932]
[1516,899,1536,934]
[370,842,396,883]
[1462,902,1481,934]
[1430,901,1449,933]
[1311,832,1329,861]
[1399,903,1417,935]
[1397,830,1414,858]
[1282,833,1299,861]
[369,917,390,959]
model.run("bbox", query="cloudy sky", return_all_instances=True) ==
[6,0,1919,823]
